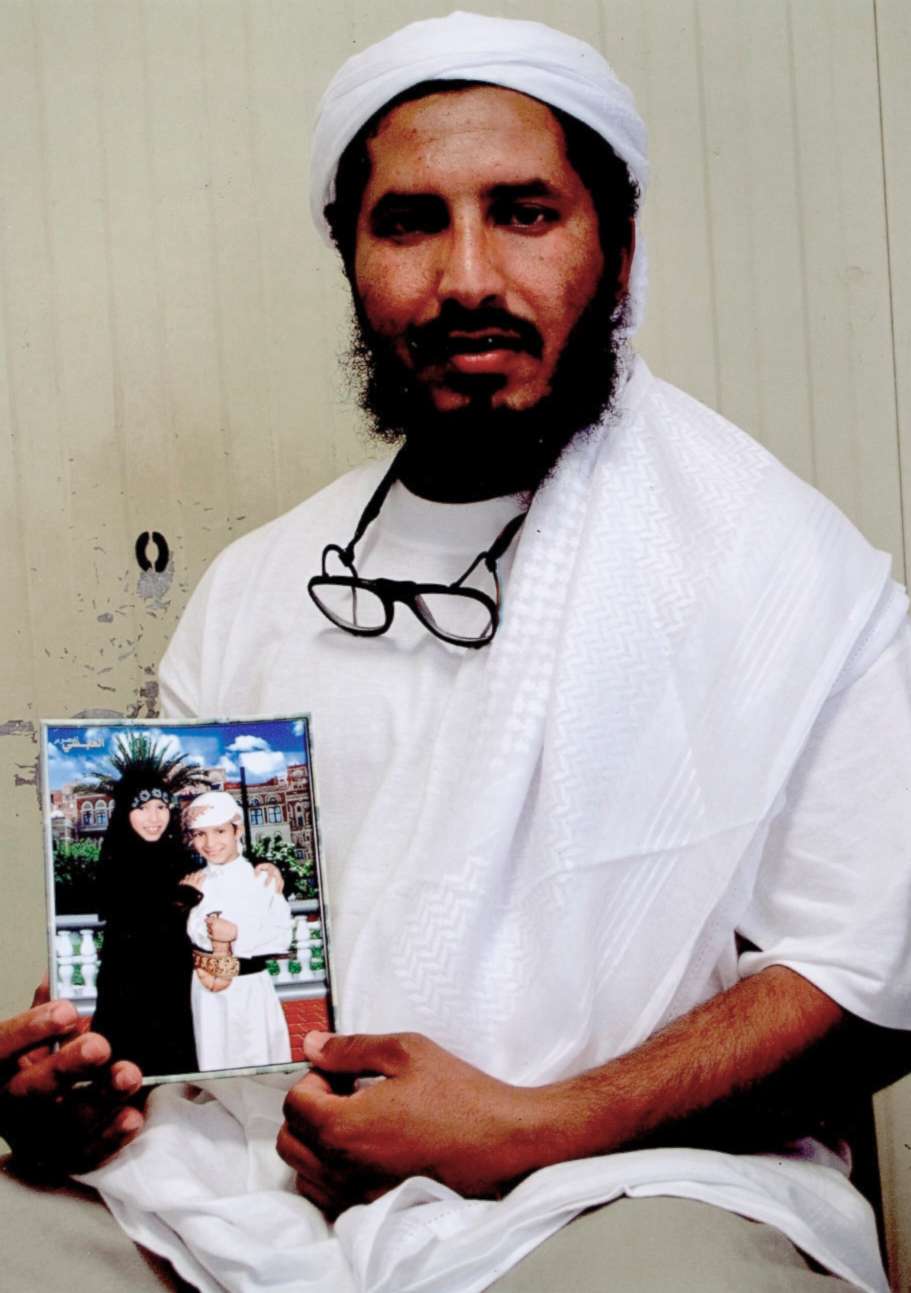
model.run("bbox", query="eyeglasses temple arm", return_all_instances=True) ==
[453,510,527,586]
[341,450,405,565]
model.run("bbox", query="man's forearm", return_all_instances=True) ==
[280,966,857,1206]
[525,966,845,1170]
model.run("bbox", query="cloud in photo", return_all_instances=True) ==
[45,741,89,789]
[229,735,270,753]
[237,750,287,781]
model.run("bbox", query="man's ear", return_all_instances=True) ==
[615,218,636,302]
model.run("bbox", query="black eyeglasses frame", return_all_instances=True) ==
[306,452,526,649]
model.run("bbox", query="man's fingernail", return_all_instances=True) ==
[117,1108,143,1134]
[49,1003,75,1028]
[304,1030,330,1054]
[80,1036,106,1062]
[112,1068,136,1092]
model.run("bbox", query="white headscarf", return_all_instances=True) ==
[309,10,649,330]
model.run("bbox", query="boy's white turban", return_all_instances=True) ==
[309,10,649,329]
[184,790,243,831]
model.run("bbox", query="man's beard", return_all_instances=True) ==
[346,275,628,501]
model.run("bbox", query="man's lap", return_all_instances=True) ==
[488,1196,860,1292]
[1,1157,859,1292]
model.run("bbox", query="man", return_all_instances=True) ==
[1,13,909,1292]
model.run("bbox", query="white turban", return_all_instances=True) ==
[184,790,243,832]
[310,10,649,329]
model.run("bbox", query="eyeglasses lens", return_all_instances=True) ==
[415,592,495,642]
[311,582,388,631]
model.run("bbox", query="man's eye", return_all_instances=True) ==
[494,203,559,229]
[371,203,447,238]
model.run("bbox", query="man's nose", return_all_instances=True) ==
[436,215,504,308]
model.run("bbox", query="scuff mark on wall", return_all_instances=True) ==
[0,719,36,738]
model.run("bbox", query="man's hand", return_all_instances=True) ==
[0,981,144,1178]
[277,1031,548,1214]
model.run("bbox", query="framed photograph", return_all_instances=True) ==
[41,716,333,1083]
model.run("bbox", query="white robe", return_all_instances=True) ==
[188,856,293,1072]
[81,359,911,1293]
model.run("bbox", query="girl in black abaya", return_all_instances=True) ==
[90,739,203,1078]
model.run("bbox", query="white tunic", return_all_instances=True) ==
[82,360,911,1293]
[188,855,293,1072]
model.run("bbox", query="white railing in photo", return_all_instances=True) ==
[54,900,327,1013]
[55,927,100,1002]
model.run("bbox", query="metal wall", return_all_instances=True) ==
[1,1,908,1280]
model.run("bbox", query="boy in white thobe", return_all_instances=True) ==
[184,791,293,1071]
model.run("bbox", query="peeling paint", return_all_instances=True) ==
[137,565,173,610]
[0,719,35,737]
[14,761,37,787]
[127,678,160,719]
[73,708,123,720]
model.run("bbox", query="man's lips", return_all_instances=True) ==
[444,331,527,355]
[416,333,537,377]
[405,309,544,369]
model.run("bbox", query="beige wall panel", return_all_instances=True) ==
[872,3,911,1285]
[1,1,74,704]
[878,0,911,595]
[789,0,901,565]
[140,0,233,585]
[241,0,348,507]
[36,0,137,714]
[94,0,188,660]
[1,1,77,999]
[634,0,720,409]
[244,0,382,497]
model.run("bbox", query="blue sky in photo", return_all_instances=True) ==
[45,717,310,792]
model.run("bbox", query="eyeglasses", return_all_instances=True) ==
[307,453,526,648]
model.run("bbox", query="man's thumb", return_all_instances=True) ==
[303,1030,409,1076]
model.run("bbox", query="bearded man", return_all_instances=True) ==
[2,13,910,1293]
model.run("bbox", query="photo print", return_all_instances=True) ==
[42,716,331,1082]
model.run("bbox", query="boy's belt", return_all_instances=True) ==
[191,948,270,979]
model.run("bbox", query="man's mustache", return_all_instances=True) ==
[405,303,544,367]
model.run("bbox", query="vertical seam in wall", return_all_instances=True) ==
[871,0,905,1264]
[691,0,720,414]
[91,1,133,642]
[784,0,818,487]
[872,0,907,586]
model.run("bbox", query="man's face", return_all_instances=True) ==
[354,85,609,419]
